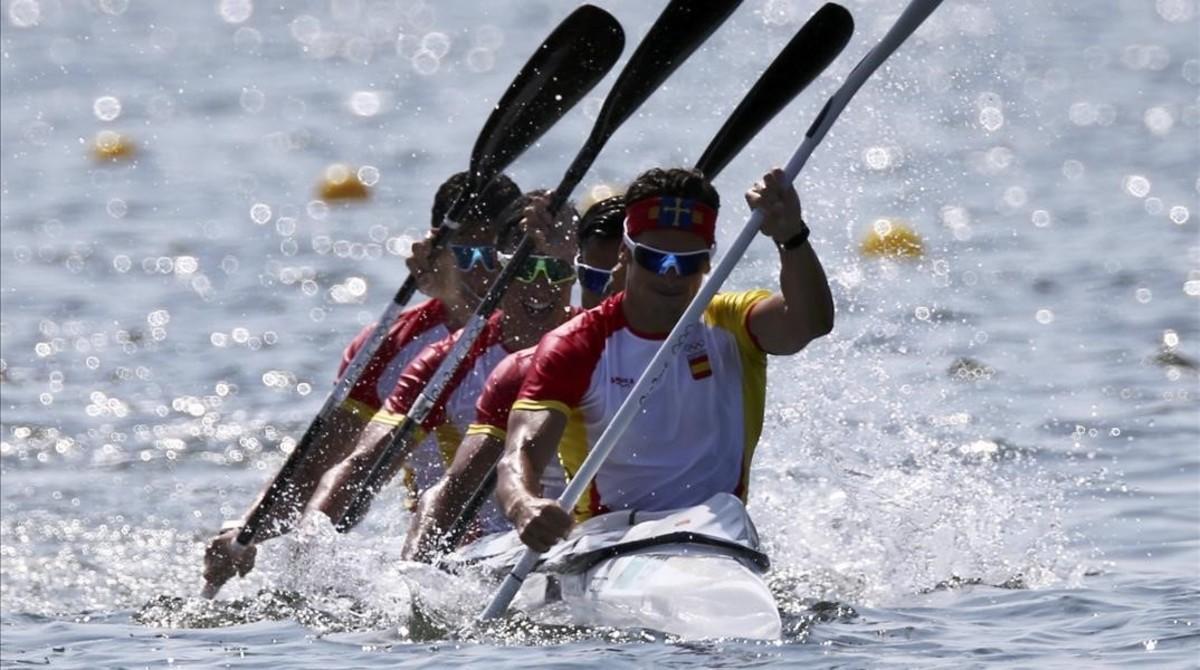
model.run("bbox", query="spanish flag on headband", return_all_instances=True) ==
[688,353,712,380]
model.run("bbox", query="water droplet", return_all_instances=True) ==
[979,107,1004,131]
[290,15,321,44]
[349,90,381,117]
[1035,309,1054,324]
[218,0,253,24]
[1169,205,1190,224]
[1163,329,1180,348]
[1123,175,1151,198]
[106,198,127,219]
[296,382,312,396]
[1062,159,1085,180]
[1144,106,1174,135]
[1031,209,1052,227]
[113,255,131,272]
[357,165,380,186]
[1157,0,1195,21]
[250,203,272,224]
[220,255,239,274]
[93,96,122,122]
[421,32,450,58]
[98,0,128,16]
[1003,186,1027,208]
[240,87,265,114]
[914,306,931,321]
[233,26,262,52]
[863,146,893,170]
[306,200,329,220]
[1135,288,1153,303]
[280,239,299,256]
[8,0,40,27]
[412,49,439,76]
[466,47,495,73]
[1145,197,1164,215]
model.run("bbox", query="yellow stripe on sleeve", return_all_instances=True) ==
[511,398,572,417]
[466,423,507,441]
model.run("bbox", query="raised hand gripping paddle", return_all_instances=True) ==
[481,0,946,622]
[205,6,624,597]
[335,0,745,532]
[437,3,854,557]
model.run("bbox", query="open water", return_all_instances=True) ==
[1,0,1198,667]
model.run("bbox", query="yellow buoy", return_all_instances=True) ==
[92,130,134,161]
[861,218,924,259]
[318,163,369,201]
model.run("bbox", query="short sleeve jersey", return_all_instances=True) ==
[337,299,450,415]
[514,290,771,520]
[468,347,574,502]
[370,312,514,493]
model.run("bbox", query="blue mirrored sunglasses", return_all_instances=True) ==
[575,257,613,295]
[622,233,711,277]
[449,244,498,272]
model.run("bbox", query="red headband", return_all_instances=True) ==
[625,196,717,247]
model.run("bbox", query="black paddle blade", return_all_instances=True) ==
[549,0,743,211]
[593,0,743,140]
[694,3,853,179]
[457,5,623,208]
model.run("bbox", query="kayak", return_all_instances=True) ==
[448,492,781,640]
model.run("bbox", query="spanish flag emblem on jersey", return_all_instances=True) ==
[688,353,712,380]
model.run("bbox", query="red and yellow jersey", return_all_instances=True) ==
[515,290,770,521]
[467,346,574,502]
[337,299,450,416]
[370,312,514,493]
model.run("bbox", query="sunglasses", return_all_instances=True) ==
[575,257,613,295]
[499,252,576,285]
[449,244,498,272]
[623,233,711,277]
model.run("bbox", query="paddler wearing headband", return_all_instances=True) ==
[496,166,835,553]
[202,172,521,589]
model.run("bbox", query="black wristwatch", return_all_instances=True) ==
[775,220,810,250]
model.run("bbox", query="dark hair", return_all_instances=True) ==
[430,171,522,233]
[624,167,719,211]
[495,190,579,253]
[577,194,625,243]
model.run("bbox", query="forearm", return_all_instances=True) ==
[234,409,369,541]
[404,434,502,560]
[496,447,544,521]
[496,408,565,521]
[775,235,835,343]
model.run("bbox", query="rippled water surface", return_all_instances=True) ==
[2,0,1198,667]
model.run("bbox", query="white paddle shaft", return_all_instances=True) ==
[481,0,945,621]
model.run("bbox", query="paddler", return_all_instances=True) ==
[202,172,521,590]
[299,191,582,530]
[401,195,626,561]
[496,167,835,552]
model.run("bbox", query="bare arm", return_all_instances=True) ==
[745,168,835,355]
[496,407,573,552]
[402,432,505,562]
[202,404,370,594]
[301,418,417,529]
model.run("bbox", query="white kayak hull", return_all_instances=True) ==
[450,493,781,640]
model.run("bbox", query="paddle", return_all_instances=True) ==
[480,0,946,621]
[218,6,623,557]
[436,3,855,557]
[335,0,746,532]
